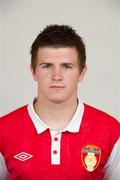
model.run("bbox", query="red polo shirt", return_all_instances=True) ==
[0,102,119,180]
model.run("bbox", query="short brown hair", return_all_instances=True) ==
[30,24,86,72]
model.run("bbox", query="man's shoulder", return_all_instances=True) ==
[83,104,120,152]
[0,105,28,125]
[84,103,120,126]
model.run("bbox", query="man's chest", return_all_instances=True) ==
[3,129,108,180]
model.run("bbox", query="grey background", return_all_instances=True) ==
[0,0,120,120]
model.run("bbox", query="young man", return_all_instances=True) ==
[0,24,120,180]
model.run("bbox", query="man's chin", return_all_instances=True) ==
[49,97,67,104]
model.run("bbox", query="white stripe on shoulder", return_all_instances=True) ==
[0,153,9,180]
[103,138,120,180]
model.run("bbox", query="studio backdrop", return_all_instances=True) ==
[0,0,120,120]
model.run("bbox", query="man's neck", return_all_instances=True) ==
[34,97,78,130]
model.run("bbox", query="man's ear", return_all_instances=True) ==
[30,64,37,81]
[78,64,87,82]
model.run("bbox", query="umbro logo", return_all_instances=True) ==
[14,152,33,161]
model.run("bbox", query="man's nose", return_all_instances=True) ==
[52,66,63,81]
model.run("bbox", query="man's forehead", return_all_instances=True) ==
[37,47,78,61]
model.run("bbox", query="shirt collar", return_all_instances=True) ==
[27,99,84,134]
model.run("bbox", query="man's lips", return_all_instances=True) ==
[49,86,65,89]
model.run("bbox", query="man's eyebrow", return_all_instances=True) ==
[39,62,75,66]
[39,63,53,66]
[61,63,75,66]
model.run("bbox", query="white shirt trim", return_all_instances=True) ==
[0,153,9,180]
[103,138,120,180]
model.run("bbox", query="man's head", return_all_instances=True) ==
[30,24,86,73]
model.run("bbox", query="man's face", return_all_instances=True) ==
[31,47,86,104]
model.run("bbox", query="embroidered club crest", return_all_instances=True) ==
[81,144,101,172]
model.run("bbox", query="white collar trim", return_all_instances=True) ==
[27,99,84,134]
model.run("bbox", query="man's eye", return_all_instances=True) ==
[63,65,72,69]
[42,64,51,68]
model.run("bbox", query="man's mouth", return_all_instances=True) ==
[49,86,65,89]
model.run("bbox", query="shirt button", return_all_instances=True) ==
[53,150,58,155]
[54,137,58,141]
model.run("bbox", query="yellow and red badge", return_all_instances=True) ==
[81,144,101,172]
